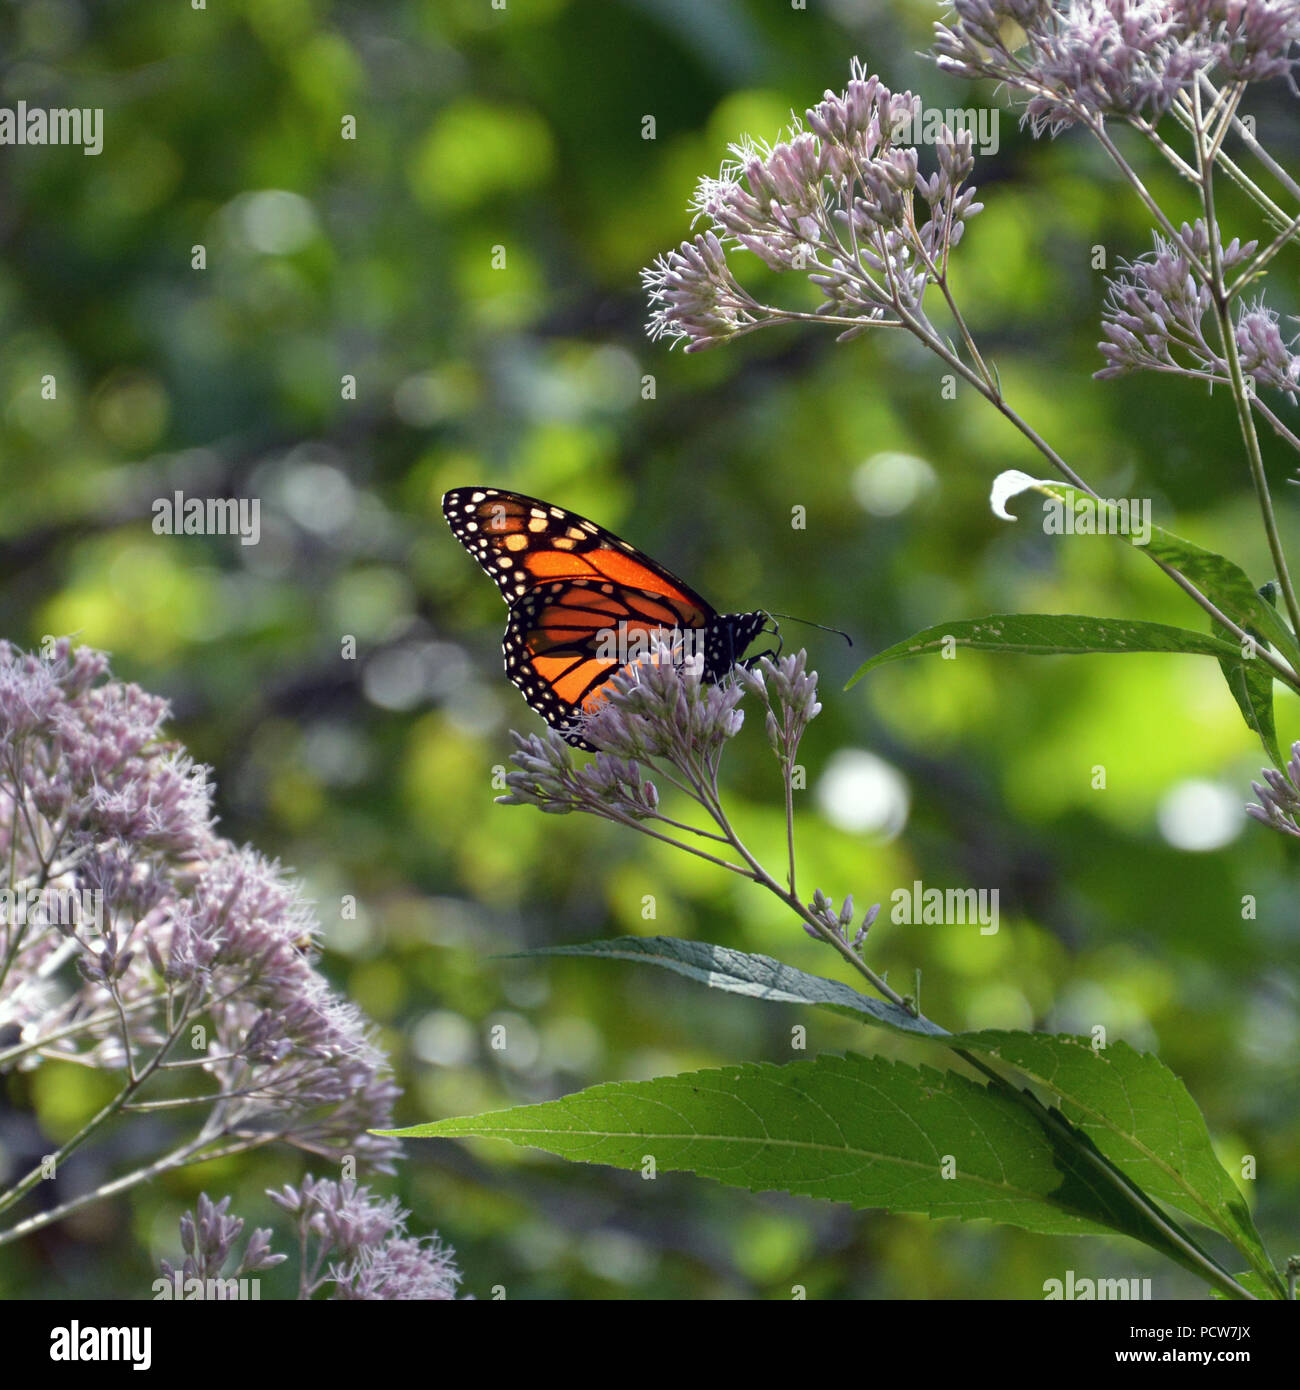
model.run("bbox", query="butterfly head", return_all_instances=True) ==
[705,610,776,679]
[724,611,852,672]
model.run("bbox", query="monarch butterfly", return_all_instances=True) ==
[442,487,771,749]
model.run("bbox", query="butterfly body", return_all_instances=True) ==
[442,487,767,748]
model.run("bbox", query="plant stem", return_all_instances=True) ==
[1257,397,1300,458]
[1229,207,1300,298]
[1131,114,1201,184]
[0,994,167,1070]
[1088,118,1212,284]
[0,1133,280,1249]
[0,997,193,1220]
[606,807,753,879]
[893,301,1300,690]
[1191,85,1300,640]
[684,744,1258,1298]
[1183,128,1294,233]
[1201,74,1300,206]
[783,762,797,896]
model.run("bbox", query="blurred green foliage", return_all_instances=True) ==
[0,0,1297,1299]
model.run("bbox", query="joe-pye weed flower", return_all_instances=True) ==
[155,1181,464,1299]
[648,25,1300,835]
[400,14,1299,1305]
[0,639,458,1296]
[644,64,983,352]
[499,642,894,996]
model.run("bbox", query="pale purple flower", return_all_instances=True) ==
[1234,300,1300,397]
[735,652,823,759]
[581,643,747,763]
[641,232,766,351]
[497,730,662,820]
[645,62,983,350]
[332,1235,465,1301]
[268,1176,464,1299]
[935,1,1300,134]
[1094,220,1299,396]
[0,640,402,1180]
[1246,739,1300,834]
[854,902,882,950]
[1192,0,1300,82]
[159,1193,285,1287]
[497,640,754,821]
[804,889,881,953]
[161,1183,463,1300]
[497,644,885,968]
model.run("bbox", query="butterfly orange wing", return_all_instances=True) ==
[442,488,714,615]
[443,488,718,744]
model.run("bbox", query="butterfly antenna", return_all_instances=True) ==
[766,612,853,647]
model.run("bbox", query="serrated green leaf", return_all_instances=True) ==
[1140,524,1300,675]
[847,614,1240,685]
[871,476,1298,758]
[951,1032,1284,1298]
[382,1051,1223,1268]
[998,477,1300,674]
[1032,480,1295,764]
[504,936,947,1037]
[534,940,1274,1296]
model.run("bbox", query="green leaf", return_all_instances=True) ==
[893,473,1300,760]
[1030,478,1297,764]
[382,1051,1222,1264]
[848,614,1240,684]
[951,1032,1284,1298]
[1218,646,1284,769]
[1142,526,1300,675]
[1212,1271,1278,1299]
[528,941,1273,1295]
[505,936,948,1037]
[993,474,1300,681]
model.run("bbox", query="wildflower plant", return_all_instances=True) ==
[0,638,458,1297]
[390,7,1300,1301]
[392,649,1285,1299]
[153,1182,462,1300]
[650,13,1300,827]
[156,1192,285,1297]
[498,646,884,972]
[643,68,984,351]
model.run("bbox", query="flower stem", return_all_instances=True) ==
[1192,85,1300,640]
[1229,208,1300,298]
[0,998,193,1220]
[1201,74,1300,207]
[0,994,167,1070]
[0,1133,280,1249]
[693,736,1259,1299]
[894,302,1300,689]
[1088,117,1211,283]
[1257,397,1300,458]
